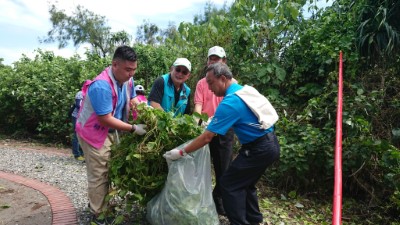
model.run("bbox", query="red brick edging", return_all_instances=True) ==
[0,171,78,225]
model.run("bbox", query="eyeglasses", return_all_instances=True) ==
[175,67,189,75]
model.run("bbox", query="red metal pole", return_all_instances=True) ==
[333,51,343,225]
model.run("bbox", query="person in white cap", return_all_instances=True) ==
[134,84,147,102]
[193,46,235,216]
[132,84,148,120]
[148,58,192,116]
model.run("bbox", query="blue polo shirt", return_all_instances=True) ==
[207,83,274,144]
[88,77,136,120]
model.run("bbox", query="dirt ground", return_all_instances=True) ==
[0,138,71,225]
[0,179,52,225]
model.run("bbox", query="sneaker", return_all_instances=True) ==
[75,156,85,161]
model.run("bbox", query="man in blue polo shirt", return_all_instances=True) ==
[76,45,147,225]
[164,62,280,225]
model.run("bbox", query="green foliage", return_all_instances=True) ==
[282,0,360,105]
[0,49,107,142]
[356,0,400,64]
[274,102,335,192]
[133,44,178,89]
[226,0,304,89]
[273,72,400,212]
[108,105,203,207]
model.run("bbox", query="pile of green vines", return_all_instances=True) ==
[108,104,205,207]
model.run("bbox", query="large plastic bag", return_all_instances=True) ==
[146,141,220,225]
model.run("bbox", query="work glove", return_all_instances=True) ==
[201,117,213,128]
[133,124,147,135]
[163,148,186,161]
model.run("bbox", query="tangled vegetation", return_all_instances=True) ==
[108,105,205,208]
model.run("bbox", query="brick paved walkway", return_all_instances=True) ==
[0,171,78,225]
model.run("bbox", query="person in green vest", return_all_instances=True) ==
[148,58,192,116]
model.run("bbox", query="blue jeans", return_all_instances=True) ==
[72,117,83,158]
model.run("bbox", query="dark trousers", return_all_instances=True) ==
[209,128,234,199]
[220,132,280,225]
[71,117,83,158]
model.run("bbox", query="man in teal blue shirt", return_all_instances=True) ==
[148,58,192,116]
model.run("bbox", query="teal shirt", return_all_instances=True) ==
[160,74,191,116]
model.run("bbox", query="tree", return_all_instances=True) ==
[41,4,131,57]
[356,0,400,65]
[111,31,132,47]
[159,22,179,43]
[135,20,160,45]
[192,1,230,25]
[135,20,181,46]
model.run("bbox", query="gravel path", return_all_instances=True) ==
[0,146,230,225]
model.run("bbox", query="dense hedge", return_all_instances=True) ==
[0,50,109,142]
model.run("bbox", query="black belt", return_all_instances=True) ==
[243,132,275,148]
[108,128,116,133]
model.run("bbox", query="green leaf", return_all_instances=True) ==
[0,205,10,209]
[295,202,304,208]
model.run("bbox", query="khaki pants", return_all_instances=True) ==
[78,133,116,215]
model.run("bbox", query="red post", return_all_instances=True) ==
[333,51,343,225]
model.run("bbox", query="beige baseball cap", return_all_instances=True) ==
[208,46,226,58]
[173,58,191,71]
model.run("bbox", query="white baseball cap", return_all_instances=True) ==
[208,46,226,58]
[135,85,145,92]
[173,58,191,72]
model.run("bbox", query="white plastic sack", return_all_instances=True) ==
[146,141,220,225]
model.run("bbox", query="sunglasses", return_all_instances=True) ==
[175,67,189,75]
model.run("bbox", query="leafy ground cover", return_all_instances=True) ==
[255,177,399,225]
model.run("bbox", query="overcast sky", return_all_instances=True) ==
[0,0,233,65]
